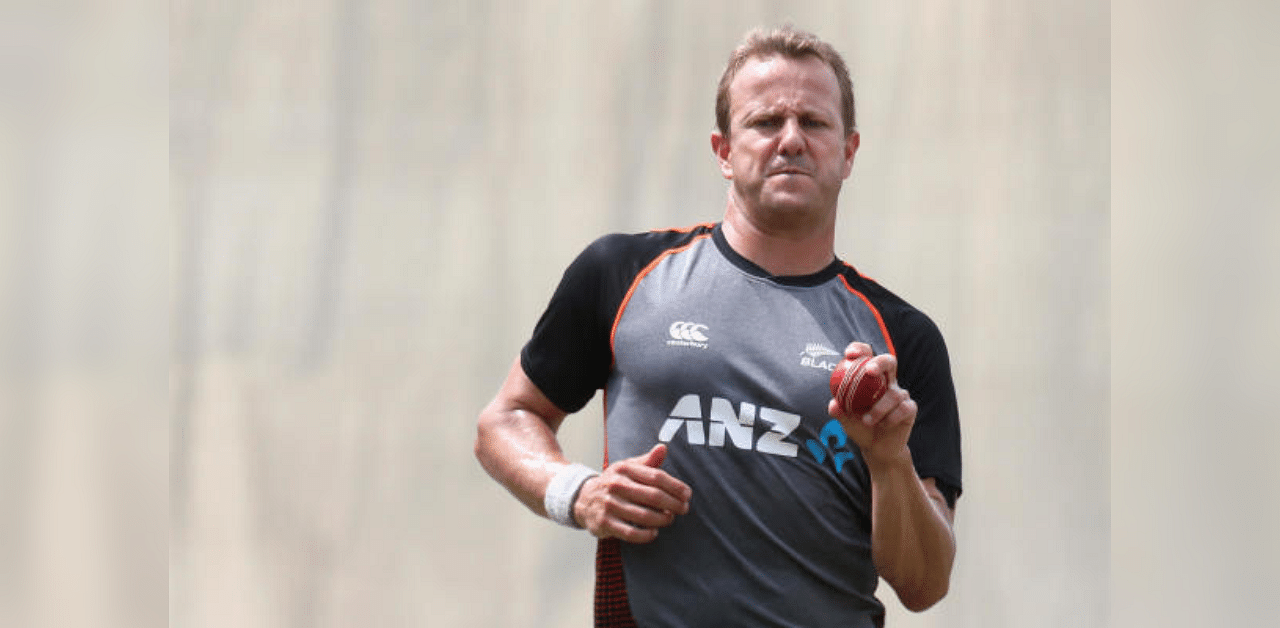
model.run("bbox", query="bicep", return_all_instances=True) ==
[489,356,570,433]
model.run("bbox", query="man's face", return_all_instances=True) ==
[712,54,858,226]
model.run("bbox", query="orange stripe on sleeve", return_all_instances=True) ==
[838,272,897,357]
[604,231,712,468]
[658,222,717,234]
[601,388,611,467]
[608,233,713,363]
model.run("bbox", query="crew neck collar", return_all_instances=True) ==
[711,223,844,287]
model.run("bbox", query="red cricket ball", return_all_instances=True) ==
[829,355,888,413]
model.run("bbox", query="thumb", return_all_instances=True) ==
[640,443,667,468]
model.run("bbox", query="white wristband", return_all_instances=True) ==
[544,463,598,529]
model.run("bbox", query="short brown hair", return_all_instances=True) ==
[715,26,856,138]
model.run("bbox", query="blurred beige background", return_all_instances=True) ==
[166,1,1108,627]
[0,2,164,628]
[1111,2,1280,627]
[5,1,1278,626]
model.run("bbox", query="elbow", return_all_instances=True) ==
[473,414,487,460]
[474,408,498,470]
[898,580,949,613]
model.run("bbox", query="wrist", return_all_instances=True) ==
[570,476,596,528]
[863,446,914,477]
[543,463,598,529]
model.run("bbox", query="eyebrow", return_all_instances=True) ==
[739,105,833,122]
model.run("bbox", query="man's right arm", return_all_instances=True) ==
[474,357,692,542]
[474,356,573,518]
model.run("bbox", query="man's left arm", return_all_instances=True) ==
[866,454,956,611]
[829,343,956,612]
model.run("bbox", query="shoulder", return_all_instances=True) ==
[560,223,717,291]
[836,265,946,352]
[579,223,717,267]
[520,223,718,414]
[842,266,962,504]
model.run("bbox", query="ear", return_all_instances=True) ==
[842,131,860,178]
[710,131,733,180]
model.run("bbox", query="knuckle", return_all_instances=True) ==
[620,524,645,543]
[602,494,623,513]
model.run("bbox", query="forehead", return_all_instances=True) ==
[729,54,841,115]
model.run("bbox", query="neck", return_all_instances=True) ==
[721,199,837,277]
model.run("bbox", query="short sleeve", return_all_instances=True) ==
[894,311,963,509]
[518,225,722,416]
[520,239,619,414]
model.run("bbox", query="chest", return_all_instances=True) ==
[611,247,891,420]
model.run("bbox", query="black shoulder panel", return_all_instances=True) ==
[521,224,716,413]
[838,268,963,508]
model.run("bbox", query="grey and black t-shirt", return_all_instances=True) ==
[522,223,961,628]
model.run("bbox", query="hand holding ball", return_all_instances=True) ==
[829,355,888,413]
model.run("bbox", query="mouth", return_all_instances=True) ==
[768,168,809,177]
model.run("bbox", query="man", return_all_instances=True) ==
[475,26,961,627]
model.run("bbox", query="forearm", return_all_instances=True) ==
[474,395,692,542]
[474,400,570,518]
[867,451,956,612]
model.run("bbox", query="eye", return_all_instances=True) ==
[801,116,829,128]
[749,116,782,129]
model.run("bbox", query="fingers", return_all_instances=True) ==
[863,352,898,385]
[840,343,895,372]
[843,341,874,360]
[859,385,916,429]
[597,514,661,544]
[836,383,917,452]
[618,449,692,507]
[829,351,900,424]
[575,446,692,544]
[829,350,915,466]
[827,397,847,420]
[614,466,692,514]
[598,492,678,529]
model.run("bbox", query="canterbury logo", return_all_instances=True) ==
[669,322,709,342]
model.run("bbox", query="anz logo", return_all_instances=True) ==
[658,394,798,456]
[657,394,858,472]
[805,419,857,473]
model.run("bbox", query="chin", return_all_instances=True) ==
[753,202,830,231]
[760,195,819,215]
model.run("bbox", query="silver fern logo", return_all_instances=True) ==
[800,343,840,371]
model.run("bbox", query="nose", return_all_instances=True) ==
[777,117,805,155]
